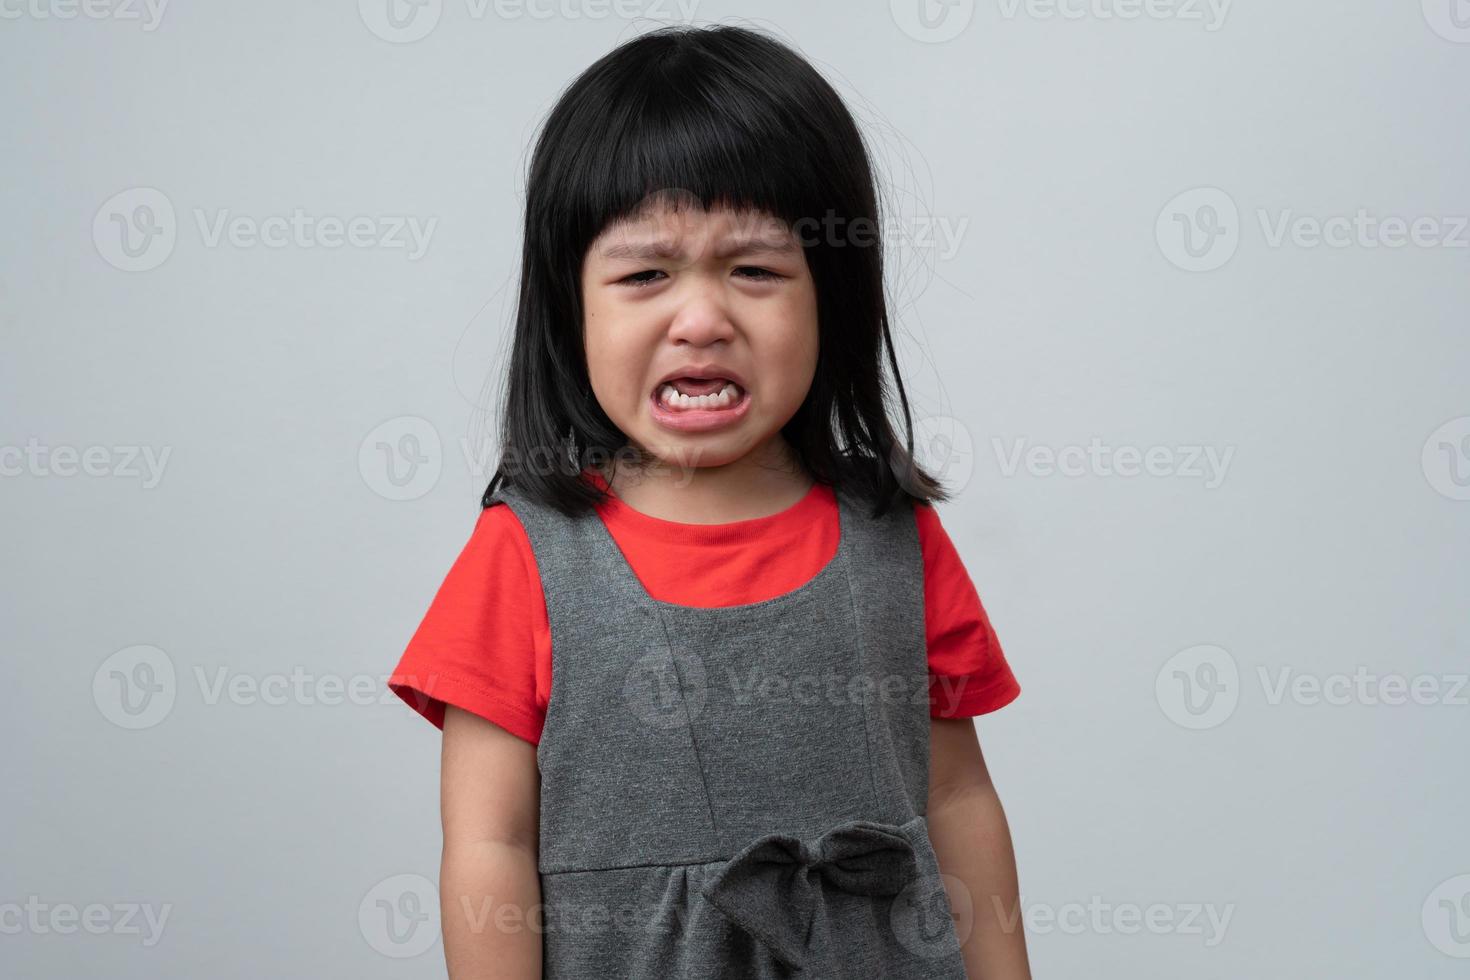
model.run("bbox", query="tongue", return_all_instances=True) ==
[669,377,732,396]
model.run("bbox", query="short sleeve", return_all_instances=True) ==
[387,503,551,745]
[915,502,1021,718]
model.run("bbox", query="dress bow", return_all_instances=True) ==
[699,819,919,970]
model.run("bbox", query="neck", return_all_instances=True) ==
[597,439,813,524]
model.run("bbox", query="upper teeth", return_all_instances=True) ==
[659,381,740,410]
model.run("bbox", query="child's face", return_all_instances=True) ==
[581,200,819,473]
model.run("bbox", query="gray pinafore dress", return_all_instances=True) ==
[487,480,969,979]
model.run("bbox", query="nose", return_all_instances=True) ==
[665,277,736,349]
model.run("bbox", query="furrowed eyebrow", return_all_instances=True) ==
[718,238,798,259]
[598,236,798,262]
[598,240,683,262]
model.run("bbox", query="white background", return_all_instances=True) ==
[3,1,1468,976]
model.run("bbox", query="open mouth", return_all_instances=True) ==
[649,377,751,432]
[655,378,745,411]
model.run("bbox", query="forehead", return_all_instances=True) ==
[590,202,797,262]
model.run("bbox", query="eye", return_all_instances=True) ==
[616,267,784,288]
[617,269,667,288]
[734,267,783,282]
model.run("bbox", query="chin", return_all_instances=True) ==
[635,433,749,471]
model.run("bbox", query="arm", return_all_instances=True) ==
[927,716,1032,979]
[440,704,543,979]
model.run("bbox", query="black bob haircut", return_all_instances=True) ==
[482,23,951,518]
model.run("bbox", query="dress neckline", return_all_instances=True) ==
[582,467,831,547]
[578,467,851,615]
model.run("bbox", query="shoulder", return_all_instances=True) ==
[433,502,540,595]
[388,502,552,742]
[477,496,532,543]
[905,502,987,608]
[909,498,951,560]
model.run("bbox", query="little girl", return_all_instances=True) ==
[389,24,1031,980]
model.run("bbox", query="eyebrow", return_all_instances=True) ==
[597,236,799,262]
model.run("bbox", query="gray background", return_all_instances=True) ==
[3,1,1468,977]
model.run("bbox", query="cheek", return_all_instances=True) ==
[580,294,614,374]
[582,301,645,406]
[745,319,817,417]
[771,294,820,390]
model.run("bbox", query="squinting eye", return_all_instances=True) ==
[617,267,784,288]
[618,270,666,288]
[735,267,782,282]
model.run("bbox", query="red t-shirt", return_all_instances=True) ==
[388,472,1019,744]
